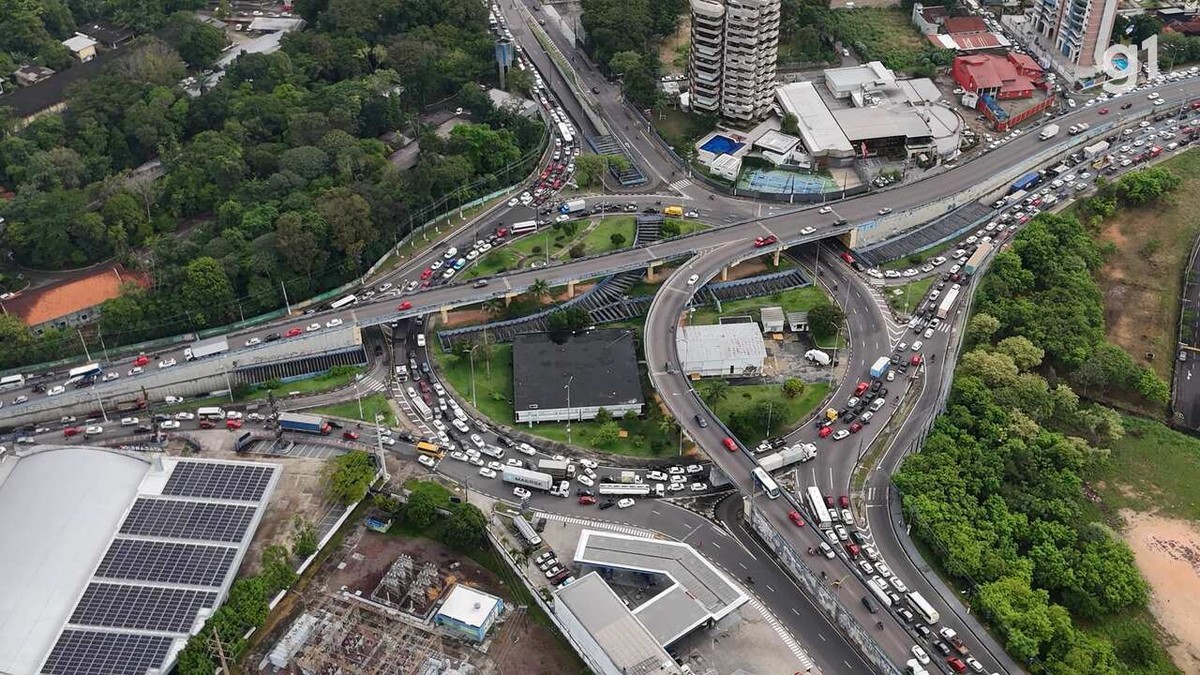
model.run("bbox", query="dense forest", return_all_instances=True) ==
[579,0,686,107]
[0,0,545,368]
[895,199,1185,675]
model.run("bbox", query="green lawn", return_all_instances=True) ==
[1092,415,1200,523]
[311,393,398,426]
[691,285,829,325]
[694,380,831,446]
[885,277,934,314]
[579,216,635,254]
[664,218,709,237]
[159,367,363,413]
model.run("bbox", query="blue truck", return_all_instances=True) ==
[278,412,331,435]
[1010,171,1041,194]
[870,356,890,379]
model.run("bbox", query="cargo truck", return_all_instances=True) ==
[758,443,817,472]
[936,287,961,320]
[1082,140,1110,159]
[537,459,569,478]
[1010,171,1041,193]
[804,349,831,366]
[185,335,229,362]
[512,515,542,547]
[598,483,652,495]
[1038,124,1059,140]
[964,241,992,276]
[196,406,226,420]
[501,466,554,491]
[870,356,890,379]
[278,412,332,435]
[559,199,587,214]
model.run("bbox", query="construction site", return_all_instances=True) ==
[255,524,583,675]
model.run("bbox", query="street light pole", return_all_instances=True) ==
[468,344,479,409]
[565,375,574,445]
[77,328,92,362]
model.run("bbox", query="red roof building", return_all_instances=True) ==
[952,53,1044,100]
[942,16,988,34]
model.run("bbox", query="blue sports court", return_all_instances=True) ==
[737,168,837,195]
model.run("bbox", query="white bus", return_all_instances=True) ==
[510,220,538,235]
[66,363,103,385]
[866,577,893,608]
[411,396,433,422]
[751,467,780,499]
[557,121,574,146]
[806,485,832,528]
[0,374,26,391]
[907,591,940,624]
[329,294,359,311]
[196,407,226,420]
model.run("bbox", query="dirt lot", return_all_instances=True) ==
[1120,510,1200,673]
[657,15,690,75]
[1094,152,1200,381]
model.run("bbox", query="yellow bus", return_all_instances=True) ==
[416,441,444,459]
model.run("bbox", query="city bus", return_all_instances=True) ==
[0,374,26,391]
[329,294,359,311]
[751,467,780,499]
[907,591,940,624]
[65,363,103,385]
[411,396,433,422]
[806,485,832,528]
[415,441,444,459]
[510,220,538,236]
[196,407,226,420]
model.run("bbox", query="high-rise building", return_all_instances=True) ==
[1028,0,1118,80]
[688,0,780,123]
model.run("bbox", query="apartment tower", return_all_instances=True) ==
[688,0,781,123]
[1029,0,1118,79]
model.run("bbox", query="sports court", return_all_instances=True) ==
[736,168,838,195]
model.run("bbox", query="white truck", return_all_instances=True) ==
[185,335,229,362]
[1083,140,1110,160]
[560,199,586,215]
[758,443,817,472]
[936,286,961,320]
[502,466,554,491]
[804,349,831,366]
[1038,124,1059,140]
[598,483,652,495]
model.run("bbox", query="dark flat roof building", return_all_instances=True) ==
[512,329,644,423]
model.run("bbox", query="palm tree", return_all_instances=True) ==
[527,278,551,304]
[482,298,505,317]
[703,380,729,407]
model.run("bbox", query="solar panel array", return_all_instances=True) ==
[162,461,274,501]
[40,461,278,675]
[69,583,217,632]
[96,539,237,587]
[41,631,174,675]
[120,498,256,543]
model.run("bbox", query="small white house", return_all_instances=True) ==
[760,306,785,333]
[677,323,766,377]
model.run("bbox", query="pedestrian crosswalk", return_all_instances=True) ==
[539,512,654,538]
[669,178,694,192]
[358,375,387,393]
[389,382,432,436]
[747,596,816,671]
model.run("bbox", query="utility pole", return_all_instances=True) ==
[77,328,92,362]
[280,280,291,315]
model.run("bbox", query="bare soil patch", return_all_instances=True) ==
[1120,509,1200,673]
[657,15,691,75]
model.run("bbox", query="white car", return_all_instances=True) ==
[818,206,833,214]
[452,419,470,433]
[102,372,119,382]
[875,561,892,577]
[924,328,934,339]
[517,442,537,456]
[245,337,261,347]
[84,425,103,435]
[507,197,519,207]
[120,417,139,426]
[326,318,343,328]
[432,419,447,432]
[911,340,923,351]
[468,455,484,467]
[832,429,850,440]
[160,420,181,430]
[513,486,532,500]
[616,497,635,509]
[12,395,26,404]
[47,386,65,396]
[174,411,195,420]
[578,458,598,469]
[488,460,503,471]
[306,323,321,332]
[668,466,685,475]
[450,451,468,462]
[686,274,699,286]
[469,434,486,448]
[226,411,243,420]
[686,464,705,474]
[128,367,144,376]
[418,455,436,468]
[667,482,685,492]
[890,576,909,593]
[689,482,707,492]
[158,358,176,369]
[800,226,816,235]
[479,467,497,478]
[911,646,930,665]
[576,474,595,487]
[647,470,668,482]
[506,458,523,467]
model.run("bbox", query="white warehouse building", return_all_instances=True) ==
[677,323,766,377]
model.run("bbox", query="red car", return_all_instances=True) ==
[845,543,860,557]
[63,426,82,437]
[343,430,360,441]
[722,437,738,452]
[788,510,805,527]
[824,494,835,509]
[285,327,303,338]
[199,420,216,429]
[849,422,863,433]
[946,657,967,674]
[494,227,508,238]
[1098,107,1109,115]
[226,419,243,430]
[579,495,597,505]
[133,354,150,367]
[840,252,855,265]
[910,353,923,366]
[753,235,778,248]
[853,381,869,397]
[839,495,849,508]
[819,426,834,438]
[398,301,412,311]
[420,268,434,280]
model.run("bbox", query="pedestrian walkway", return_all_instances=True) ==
[538,511,654,538]
[357,374,387,393]
[669,178,694,193]
[746,595,817,672]
[390,382,433,436]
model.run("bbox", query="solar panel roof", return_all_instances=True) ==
[162,461,273,502]
[69,582,217,633]
[120,497,256,543]
[95,538,236,587]
[41,631,174,675]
